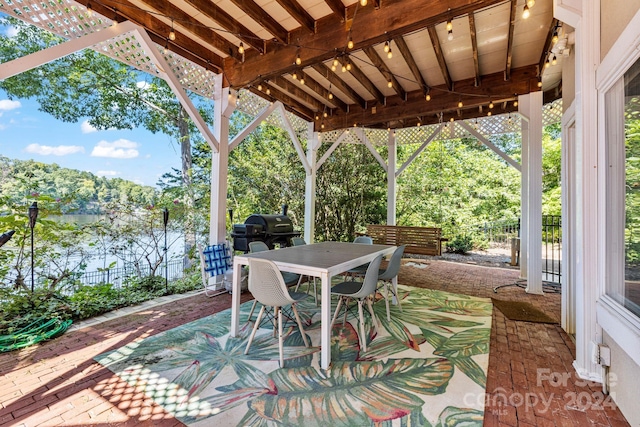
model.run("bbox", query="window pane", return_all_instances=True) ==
[624,59,640,317]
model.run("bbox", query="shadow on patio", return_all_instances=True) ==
[0,260,630,427]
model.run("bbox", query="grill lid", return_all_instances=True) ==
[245,214,294,234]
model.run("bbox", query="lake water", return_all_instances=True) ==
[49,214,185,272]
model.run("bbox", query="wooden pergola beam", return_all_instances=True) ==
[339,56,385,105]
[393,35,428,95]
[298,74,349,111]
[427,26,453,91]
[272,76,328,112]
[362,46,406,100]
[504,0,517,81]
[224,0,506,88]
[324,0,346,22]
[183,0,265,54]
[311,62,367,109]
[469,13,481,86]
[253,83,315,121]
[275,0,316,33]
[228,0,289,44]
[317,64,540,131]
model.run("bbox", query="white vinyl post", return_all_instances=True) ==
[387,130,397,225]
[305,123,319,243]
[519,92,544,294]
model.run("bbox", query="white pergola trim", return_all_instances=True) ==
[317,130,347,170]
[277,103,311,175]
[458,121,522,171]
[229,102,279,151]
[396,123,444,177]
[354,128,388,171]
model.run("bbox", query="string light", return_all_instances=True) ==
[347,35,354,49]
[527,0,535,7]
[537,78,543,88]
[551,55,557,66]
[341,64,347,72]
[387,80,393,88]
[360,0,367,6]
[384,41,390,53]
[169,20,176,41]
[446,19,453,32]
[329,92,334,99]
[545,56,551,68]
[266,87,271,95]
[163,40,169,54]
[331,57,339,71]
[292,71,298,80]
[86,2,93,17]
[316,114,320,120]
[346,59,352,71]
[295,51,302,66]
[551,30,559,45]
[522,5,530,19]
[448,29,453,41]
[258,84,262,91]
[321,123,325,129]
[299,75,305,85]
[238,42,245,55]
[457,100,463,108]
[387,46,393,59]
[323,111,328,118]
[514,100,518,107]
[426,89,431,102]
[487,111,492,116]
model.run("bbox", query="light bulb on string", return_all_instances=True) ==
[387,48,393,59]
[86,2,93,17]
[258,84,263,91]
[446,19,453,32]
[323,111,328,118]
[321,123,325,129]
[295,52,302,66]
[169,20,176,41]
[527,0,535,7]
[346,61,352,71]
[328,92,334,100]
[238,42,245,55]
[360,0,367,6]
[341,64,347,73]
[551,55,557,66]
[163,40,169,54]
[552,31,559,44]
[458,100,463,108]
[487,111,492,116]
[292,71,298,80]
[384,41,390,53]
[426,92,431,102]
[447,29,453,41]
[300,76,305,85]
[514,100,518,107]
[537,79,542,88]
[545,57,551,68]
[522,5,530,19]
[387,80,393,88]
[266,88,271,95]
[489,101,494,109]
[347,36,354,50]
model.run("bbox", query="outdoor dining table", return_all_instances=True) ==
[230,241,397,370]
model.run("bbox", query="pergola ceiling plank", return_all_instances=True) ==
[362,46,406,100]
[95,0,226,70]
[183,0,264,53]
[136,0,241,61]
[504,0,517,81]
[229,0,289,43]
[318,64,540,131]
[311,62,367,109]
[224,0,506,88]
[427,26,453,91]
[468,13,481,86]
[275,0,317,33]
[339,56,385,105]
[393,35,428,95]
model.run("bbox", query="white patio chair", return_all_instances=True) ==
[330,254,383,352]
[244,258,310,367]
[377,245,406,321]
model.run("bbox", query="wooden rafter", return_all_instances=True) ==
[228,0,289,44]
[183,0,264,54]
[317,64,540,132]
[504,0,517,81]
[311,63,367,109]
[275,0,316,33]
[254,83,315,121]
[96,0,226,70]
[468,13,481,86]
[224,0,506,88]
[393,35,428,95]
[538,18,559,78]
[427,26,453,91]
[137,0,241,61]
[299,74,349,111]
[324,0,346,22]
[338,56,385,105]
[272,76,327,112]
[362,46,406,100]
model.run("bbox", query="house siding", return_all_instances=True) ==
[601,0,640,59]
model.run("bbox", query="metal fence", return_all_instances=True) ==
[465,215,562,284]
[77,259,185,289]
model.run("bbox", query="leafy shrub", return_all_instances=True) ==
[446,235,474,254]
[0,288,73,333]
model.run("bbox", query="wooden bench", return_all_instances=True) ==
[366,225,447,256]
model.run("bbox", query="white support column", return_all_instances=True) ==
[519,92,544,294]
[520,109,530,280]
[209,83,235,244]
[561,0,602,382]
[387,130,397,225]
[304,123,319,243]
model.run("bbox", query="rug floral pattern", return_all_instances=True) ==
[95,285,492,426]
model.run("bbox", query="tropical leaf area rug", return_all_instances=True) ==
[95,285,492,427]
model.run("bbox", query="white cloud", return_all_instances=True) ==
[5,26,19,38]
[91,139,139,159]
[24,143,85,156]
[0,99,21,111]
[136,81,150,89]
[80,120,98,134]
[96,170,119,177]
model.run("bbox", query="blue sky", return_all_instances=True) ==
[0,93,182,188]
[0,21,182,188]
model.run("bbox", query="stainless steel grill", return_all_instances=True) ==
[231,213,300,253]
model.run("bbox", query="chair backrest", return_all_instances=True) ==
[248,258,296,307]
[353,235,373,244]
[378,245,406,281]
[249,241,270,253]
[350,254,383,299]
[291,237,306,246]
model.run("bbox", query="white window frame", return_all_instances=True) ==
[596,8,640,366]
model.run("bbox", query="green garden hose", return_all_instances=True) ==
[0,317,72,352]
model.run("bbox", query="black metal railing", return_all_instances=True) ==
[77,259,184,289]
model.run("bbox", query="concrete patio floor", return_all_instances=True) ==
[0,259,631,426]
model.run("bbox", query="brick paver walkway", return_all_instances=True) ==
[0,259,631,426]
